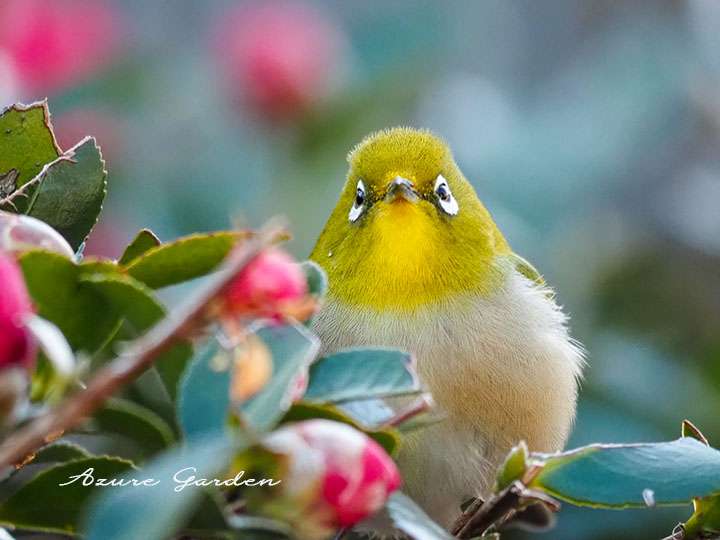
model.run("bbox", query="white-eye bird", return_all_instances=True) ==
[310,127,584,531]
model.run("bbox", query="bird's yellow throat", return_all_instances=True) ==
[310,127,511,313]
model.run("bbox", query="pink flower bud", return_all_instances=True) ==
[263,420,401,537]
[224,248,308,320]
[215,1,343,121]
[0,250,35,370]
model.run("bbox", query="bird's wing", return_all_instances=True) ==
[497,252,557,299]
[502,252,546,287]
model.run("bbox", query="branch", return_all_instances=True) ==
[0,221,285,470]
[452,481,560,539]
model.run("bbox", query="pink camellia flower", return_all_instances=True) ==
[224,248,309,320]
[0,0,122,95]
[0,250,36,370]
[262,419,401,538]
[215,1,343,121]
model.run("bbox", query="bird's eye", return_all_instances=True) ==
[349,180,366,222]
[434,175,458,216]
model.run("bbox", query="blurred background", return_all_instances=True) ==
[2,1,719,538]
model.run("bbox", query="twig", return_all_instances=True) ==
[0,221,285,470]
[455,483,523,538]
[452,481,560,539]
[451,497,485,536]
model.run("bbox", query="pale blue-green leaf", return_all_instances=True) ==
[305,348,419,403]
[531,437,720,507]
[177,338,232,441]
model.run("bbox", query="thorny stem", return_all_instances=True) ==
[0,222,285,470]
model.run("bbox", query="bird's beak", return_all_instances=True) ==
[385,177,419,203]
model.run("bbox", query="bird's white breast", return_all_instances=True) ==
[312,269,584,529]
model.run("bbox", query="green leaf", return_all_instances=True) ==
[155,341,194,402]
[682,420,709,446]
[78,272,165,333]
[78,269,191,402]
[26,137,107,250]
[282,402,400,455]
[386,491,454,540]
[19,251,120,352]
[91,399,175,458]
[31,442,91,464]
[530,437,720,508]
[496,441,529,491]
[177,338,232,441]
[83,435,238,540]
[0,101,61,192]
[0,456,134,534]
[125,231,245,288]
[19,252,188,413]
[241,324,319,431]
[305,348,419,403]
[118,228,161,265]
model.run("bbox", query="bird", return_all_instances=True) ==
[309,127,584,532]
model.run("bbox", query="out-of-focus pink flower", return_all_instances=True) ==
[0,49,20,105]
[0,250,35,370]
[0,0,122,95]
[215,1,343,121]
[263,419,401,538]
[224,248,308,320]
[54,108,125,165]
[0,211,75,258]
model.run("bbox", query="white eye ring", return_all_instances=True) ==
[349,179,366,222]
[434,175,458,215]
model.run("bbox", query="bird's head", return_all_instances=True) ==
[311,127,511,312]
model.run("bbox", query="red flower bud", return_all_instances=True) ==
[224,248,308,320]
[0,250,35,370]
[263,420,401,537]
